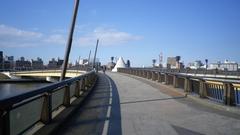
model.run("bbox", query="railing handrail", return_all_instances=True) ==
[118,68,240,84]
[0,70,95,110]
[121,67,240,78]
[123,67,240,75]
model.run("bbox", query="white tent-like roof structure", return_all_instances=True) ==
[112,57,126,72]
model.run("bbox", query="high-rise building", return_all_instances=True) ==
[48,58,58,69]
[209,60,238,71]
[0,51,3,69]
[32,57,44,69]
[15,57,32,70]
[167,56,183,69]
[57,58,64,68]
[167,57,177,69]
[5,56,14,70]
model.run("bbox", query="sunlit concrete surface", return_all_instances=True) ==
[55,72,240,135]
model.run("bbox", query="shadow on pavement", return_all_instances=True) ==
[120,96,186,105]
[106,76,122,135]
[53,73,122,135]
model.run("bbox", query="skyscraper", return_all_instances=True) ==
[0,51,3,69]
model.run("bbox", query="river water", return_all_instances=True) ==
[0,82,50,100]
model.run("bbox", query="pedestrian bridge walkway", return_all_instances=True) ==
[48,72,240,135]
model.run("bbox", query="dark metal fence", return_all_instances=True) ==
[234,85,240,106]
[205,82,224,103]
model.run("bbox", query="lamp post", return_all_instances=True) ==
[60,0,80,81]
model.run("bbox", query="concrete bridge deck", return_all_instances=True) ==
[53,72,240,135]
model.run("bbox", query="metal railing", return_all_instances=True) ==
[234,84,240,106]
[130,67,240,78]
[205,81,224,103]
[118,68,240,107]
[0,70,97,135]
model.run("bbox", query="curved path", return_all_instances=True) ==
[55,72,240,135]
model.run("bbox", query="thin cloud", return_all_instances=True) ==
[75,27,143,46]
[44,34,66,45]
[0,24,43,47]
[0,24,42,38]
[0,24,142,48]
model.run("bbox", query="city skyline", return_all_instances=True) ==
[0,0,240,66]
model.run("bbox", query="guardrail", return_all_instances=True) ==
[0,70,97,135]
[118,68,240,107]
[130,67,240,78]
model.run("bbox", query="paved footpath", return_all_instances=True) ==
[55,72,240,135]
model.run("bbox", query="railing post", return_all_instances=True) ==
[157,72,162,82]
[223,83,235,105]
[143,71,147,78]
[165,74,169,85]
[81,78,86,91]
[138,70,140,76]
[173,75,178,88]
[41,93,52,124]
[199,80,207,98]
[75,80,80,97]
[0,110,10,135]
[184,77,191,92]
[63,85,70,106]
[147,71,150,79]
[152,71,156,81]
[85,76,90,90]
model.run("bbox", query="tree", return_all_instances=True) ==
[205,59,208,69]
[111,57,114,63]
[176,56,181,63]
[126,60,131,67]
[152,59,156,67]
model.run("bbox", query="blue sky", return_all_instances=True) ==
[0,0,240,66]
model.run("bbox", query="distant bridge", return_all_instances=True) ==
[0,70,87,82]
[11,70,86,78]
